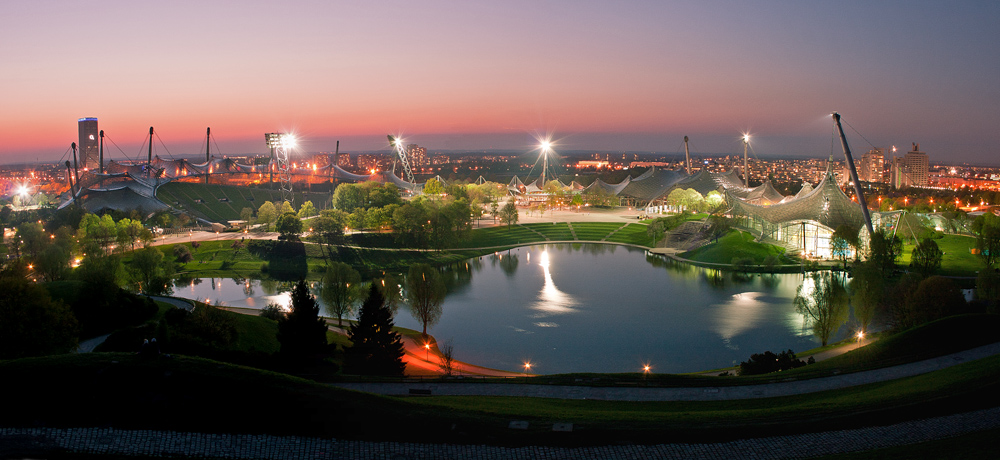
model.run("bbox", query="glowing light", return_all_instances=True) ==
[742,133,750,143]
[857,330,865,341]
[524,362,532,372]
[643,364,651,373]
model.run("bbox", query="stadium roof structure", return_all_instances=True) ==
[728,170,866,241]
[584,176,632,196]
[618,167,687,204]
[743,180,786,206]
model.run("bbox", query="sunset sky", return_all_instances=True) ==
[2,1,998,164]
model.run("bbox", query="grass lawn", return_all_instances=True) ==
[604,223,653,246]
[899,233,983,277]
[681,230,793,265]
[522,222,575,241]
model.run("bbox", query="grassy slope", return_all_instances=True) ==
[1,351,997,446]
[899,233,982,277]
[681,230,792,264]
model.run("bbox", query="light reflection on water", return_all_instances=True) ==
[174,244,854,374]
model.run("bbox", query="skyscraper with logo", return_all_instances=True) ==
[78,117,99,171]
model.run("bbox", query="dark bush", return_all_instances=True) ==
[738,349,806,376]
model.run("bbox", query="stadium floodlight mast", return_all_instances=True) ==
[387,135,415,184]
[265,133,296,206]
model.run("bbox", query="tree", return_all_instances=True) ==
[279,201,295,215]
[346,283,406,376]
[0,275,79,359]
[900,276,966,327]
[36,244,70,281]
[321,262,361,326]
[256,201,277,232]
[647,218,668,246]
[129,246,172,295]
[275,212,303,240]
[499,199,519,227]
[406,263,445,337]
[297,200,317,218]
[312,209,347,257]
[867,229,902,277]
[849,261,883,333]
[173,244,193,263]
[332,183,366,213]
[977,269,1000,313]
[116,218,146,252]
[831,224,859,269]
[423,177,444,196]
[794,272,849,346]
[738,349,806,376]
[910,237,943,276]
[705,215,731,243]
[240,207,254,229]
[15,221,47,258]
[972,213,1000,268]
[277,280,328,360]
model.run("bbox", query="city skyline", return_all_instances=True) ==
[2,1,998,164]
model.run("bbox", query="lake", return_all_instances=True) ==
[173,243,854,374]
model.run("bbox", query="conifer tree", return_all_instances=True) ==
[277,280,328,360]
[347,283,406,376]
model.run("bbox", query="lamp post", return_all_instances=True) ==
[424,343,430,362]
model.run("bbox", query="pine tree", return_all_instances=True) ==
[346,283,406,376]
[277,280,328,361]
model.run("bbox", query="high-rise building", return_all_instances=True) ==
[859,148,886,183]
[406,144,427,167]
[78,117,99,171]
[892,143,929,188]
[903,143,929,187]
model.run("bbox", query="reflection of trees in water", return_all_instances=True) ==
[760,273,779,290]
[704,269,727,289]
[174,274,199,288]
[441,259,476,294]
[259,278,279,296]
[489,252,520,278]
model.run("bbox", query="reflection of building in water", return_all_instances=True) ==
[531,251,578,317]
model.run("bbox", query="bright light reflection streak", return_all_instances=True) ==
[531,250,578,316]
[714,292,767,341]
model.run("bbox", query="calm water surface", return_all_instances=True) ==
[175,244,852,374]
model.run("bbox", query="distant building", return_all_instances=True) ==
[859,148,886,183]
[892,143,929,188]
[78,117,99,171]
[406,144,427,167]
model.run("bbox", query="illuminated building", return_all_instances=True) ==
[78,117,99,171]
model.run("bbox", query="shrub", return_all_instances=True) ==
[259,303,285,321]
[737,349,806,376]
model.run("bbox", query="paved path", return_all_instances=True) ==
[332,342,1000,401]
[3,406,998,459]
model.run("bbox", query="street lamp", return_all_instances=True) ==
[424,342,430,361]
[523,362,532,375]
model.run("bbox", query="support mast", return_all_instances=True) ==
[683,136,691,175]
[147,127,154,177]
[742,136,749,188]
[99,130,104,174]
[205,127,211,184]
[832,112,875,237]
[70,143,80,185]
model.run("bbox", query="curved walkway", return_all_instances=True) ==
[331,342,1000,401]
[3,406,998,459]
